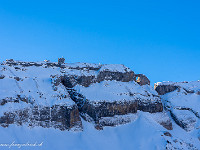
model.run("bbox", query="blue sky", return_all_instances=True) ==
[0,0,199,84]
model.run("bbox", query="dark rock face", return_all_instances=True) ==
[14,76,21,81]
[0,105,82,131]
[72,75,96,88]
[0,75,5,79]
[154,84,179,95]
[160,120,173,130]
[63,70,135,88]
[170,110,196,132]
[65,87,163,128]
[164,131,172,137]
[134,74,150,85]
[0,96,34,106]
[183,88,195,94]
[58,58,65,66]
[97,71,135,83]
[137,101,163,113]
[81,101,138,122]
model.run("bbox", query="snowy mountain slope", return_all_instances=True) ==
[155,81,200,130]
[0,59,163,130]
[0,64,74,106]
[0,59,199,149]
[155,81,200,114]
[155,81,200,149]
[74,80,158,102]
[0,112,199,150]
[0,61,82,131]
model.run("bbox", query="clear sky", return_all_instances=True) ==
[0,0,199,85]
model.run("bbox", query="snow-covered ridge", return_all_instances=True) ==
[0,59,161,131]
[2,59,132,73]
[155,80,200,95]
[1,59,200,149]
[155,81,200,90]
[0,64,74,107]
[155,80,200,148]
[0,59,153,108]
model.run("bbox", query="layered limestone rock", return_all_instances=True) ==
[62,64,135,87]
[0,59,163,130]
[170,109,197,132]
[0,105,82,131]
[157,81,200,132]
[61,78,163,128]
[0,61,83,131]
[154,82,179,95]
[45,61,162,128]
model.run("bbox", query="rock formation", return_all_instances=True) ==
[155,81,200,132]
[1,59,199,149]
[0,59,164,130]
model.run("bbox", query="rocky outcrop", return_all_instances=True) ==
[97,70,135,83]
[65,87,163,128]
[158,81,200,132]
[67,88,137,120]
[0,75,5,79]
[0,95,36,106]
[150,112,173,130]
[154,84,179,95]
[63,75,96,88]
[134,74,150,85]
[81,101,138,122]
[0,59,163,130]
[0,105,82,131]
[51,63,158,128]
[63,70,135,88]
[63,70,152,87]
[137,101,163,113]
[160,120,173,130]
[170,109,196,132]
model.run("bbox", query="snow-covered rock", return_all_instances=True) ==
[0,60,82,131]
[0,60,162,130]
[156,81,200,133]
[1,59,199,149]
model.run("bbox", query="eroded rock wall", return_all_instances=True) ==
[0,105,82,131]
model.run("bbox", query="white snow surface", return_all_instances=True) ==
[74,80,159,102]
[99,64,132,73]
[0,64,74,107]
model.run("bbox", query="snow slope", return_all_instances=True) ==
[0,65,74,107]
[74,80,159,102]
